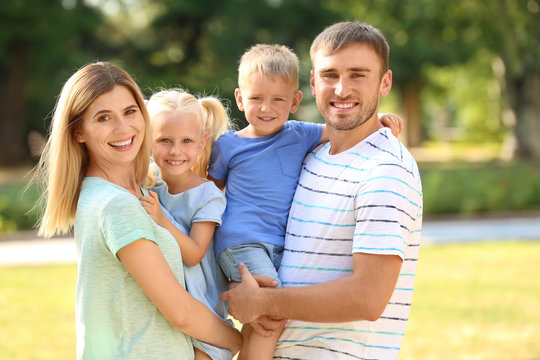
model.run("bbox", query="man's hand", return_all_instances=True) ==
[220,263,278,324]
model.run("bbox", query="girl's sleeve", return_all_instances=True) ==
[192,184,226,225]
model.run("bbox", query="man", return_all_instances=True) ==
[221,22,423,359]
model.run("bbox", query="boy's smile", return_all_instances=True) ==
[234,74,302,138]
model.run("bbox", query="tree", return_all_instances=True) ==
[0,0,104,166]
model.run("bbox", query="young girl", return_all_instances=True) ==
[33,62,241,359]
[140,88,242,360]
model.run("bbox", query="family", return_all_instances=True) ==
[35,21,422,359]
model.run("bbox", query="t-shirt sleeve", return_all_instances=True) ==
[208,135,230,180]
[192,183,226,225]
[352,165,422,260]
[100,192,157,257]
[289,120,323,153]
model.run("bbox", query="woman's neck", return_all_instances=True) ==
[86,162,142,197]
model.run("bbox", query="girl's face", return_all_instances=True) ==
[75,85,145,173]
[151,111,207,181]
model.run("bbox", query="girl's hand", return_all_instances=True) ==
[379,112,404,137]
[139,191,165,226]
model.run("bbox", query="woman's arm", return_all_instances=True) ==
[118,239,242,355]
[140,191,214,266]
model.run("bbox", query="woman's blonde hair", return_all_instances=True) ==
[146,88,231,181]
[34,61,151,237]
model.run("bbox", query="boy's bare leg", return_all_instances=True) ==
[194,348,212,360]
[238,321,284,360]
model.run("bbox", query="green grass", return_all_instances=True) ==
[1,241,539,359]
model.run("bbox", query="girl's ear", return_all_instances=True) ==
[234,88,245,112]
[199,131,208,154]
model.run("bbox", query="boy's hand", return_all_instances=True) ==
[139,191,165,226]
[379,113,403,137]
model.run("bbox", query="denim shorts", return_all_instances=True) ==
[218,242,284,287]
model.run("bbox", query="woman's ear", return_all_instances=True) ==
[74,129,85,143]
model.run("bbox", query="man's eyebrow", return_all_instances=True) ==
[318,67,372,73]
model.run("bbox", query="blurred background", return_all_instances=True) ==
[0,0,539,359]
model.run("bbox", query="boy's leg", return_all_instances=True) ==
[194,348,212,360]
[238,319,285,360]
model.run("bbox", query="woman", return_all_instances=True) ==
[34,61,241,359]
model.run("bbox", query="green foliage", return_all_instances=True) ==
[0,183,40,233]
[421,160,540,216]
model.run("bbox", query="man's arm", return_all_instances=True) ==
[221,252,402,324]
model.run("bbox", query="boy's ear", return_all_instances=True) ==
[234,88,245,111]
[289,90,303,114]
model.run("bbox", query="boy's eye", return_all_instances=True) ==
[182,139,192,144]
[273,98,284,102]
[160,138,171,143]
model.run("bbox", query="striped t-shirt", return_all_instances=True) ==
[275,127,423,360]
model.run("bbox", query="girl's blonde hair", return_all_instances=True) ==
[34,62,152,238]
[146,89,231,181]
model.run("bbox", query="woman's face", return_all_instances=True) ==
[75,85,145,173]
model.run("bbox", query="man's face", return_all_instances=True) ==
[310,43,391,131]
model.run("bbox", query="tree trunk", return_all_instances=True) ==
[502,59,540,160]
[398,76,423,147]
[0,42,28,166]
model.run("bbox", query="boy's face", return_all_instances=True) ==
[235,75,303,137]
[151,111,207,181]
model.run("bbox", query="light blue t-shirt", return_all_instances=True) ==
[208,120,322,258]
[152,176,233,360]
[74,177,194,360]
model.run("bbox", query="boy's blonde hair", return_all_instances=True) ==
[146,89,231,181]
[238,44,299,90]
[310,21,390,77]
[34,62,152,237]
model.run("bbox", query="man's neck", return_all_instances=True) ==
[327,117,382,155]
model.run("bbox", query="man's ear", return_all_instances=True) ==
[234,88,245,111]
[310,69,316,97]
[379,70,392,97]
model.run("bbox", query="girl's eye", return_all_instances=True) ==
[160,138,171,143]
[182,139,192,144]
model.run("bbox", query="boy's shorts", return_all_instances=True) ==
[218,242,283,287]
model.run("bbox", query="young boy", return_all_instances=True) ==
[208,44,401,359]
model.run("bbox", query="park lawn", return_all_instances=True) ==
[1,241,539,359]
